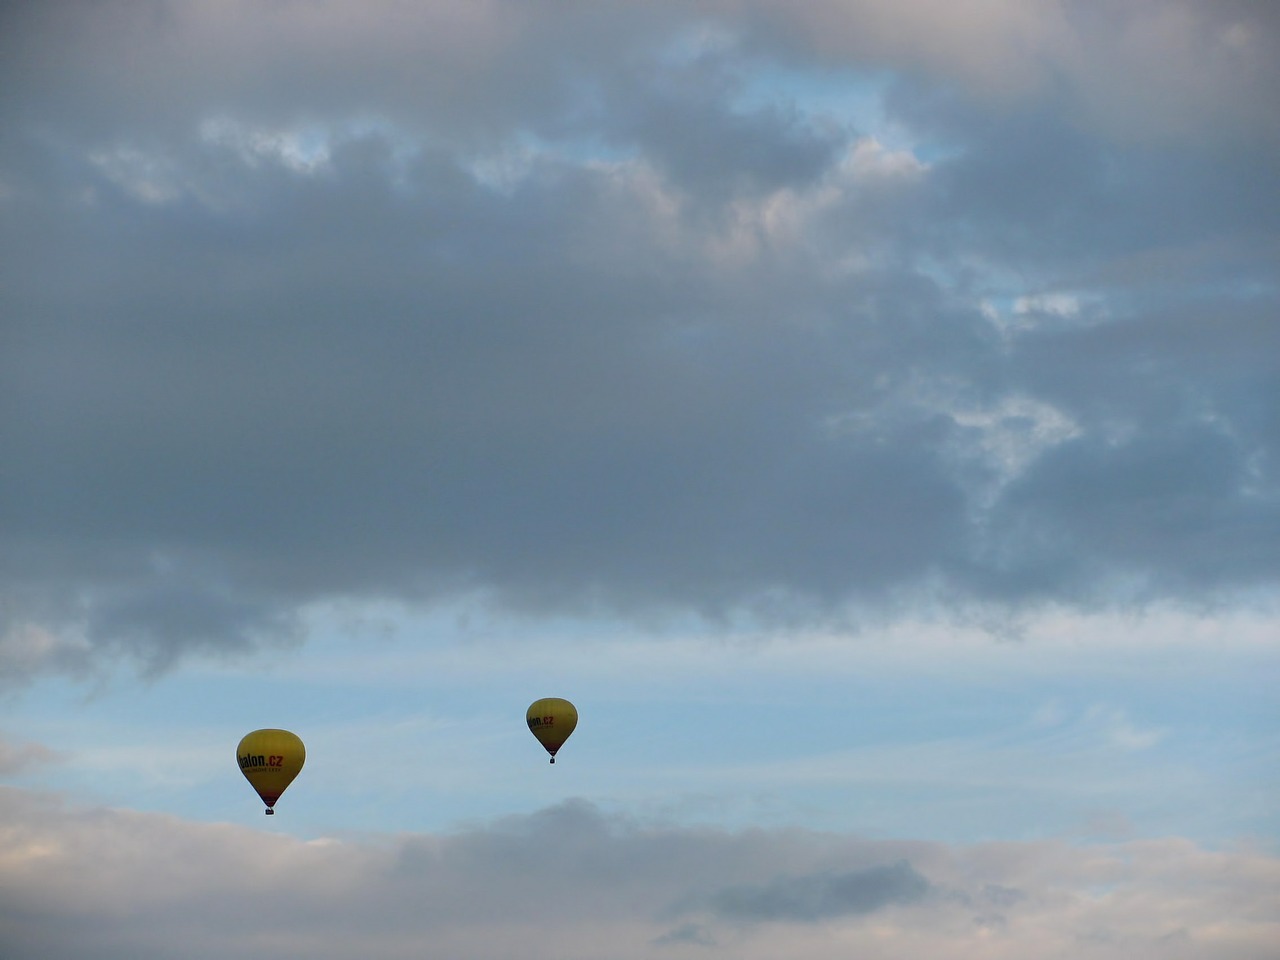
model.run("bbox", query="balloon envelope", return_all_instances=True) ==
[237,728,305,814]
[526,698,577,763]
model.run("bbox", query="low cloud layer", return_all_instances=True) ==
[2,0,1277,679]
[0,736,62,776]
[1,790,1276,960]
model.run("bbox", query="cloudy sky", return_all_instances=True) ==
[2,1,1278,957]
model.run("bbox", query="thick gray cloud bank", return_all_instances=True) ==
[2,791,1277,960]
[2,0,1278,674]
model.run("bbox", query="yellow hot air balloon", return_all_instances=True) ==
[526,698,577,763]
[237,728,305,815]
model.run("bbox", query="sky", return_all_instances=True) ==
[1,0,1278,957]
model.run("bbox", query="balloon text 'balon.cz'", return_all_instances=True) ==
[237,729,305,815]
[526,698,578,763]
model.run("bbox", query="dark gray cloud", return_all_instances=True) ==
[706,860,930,922]
[652,922,717,947]
[2,0,1277,679]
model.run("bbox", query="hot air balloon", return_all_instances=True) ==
[526,698,577,763]
[237,728,305,815]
